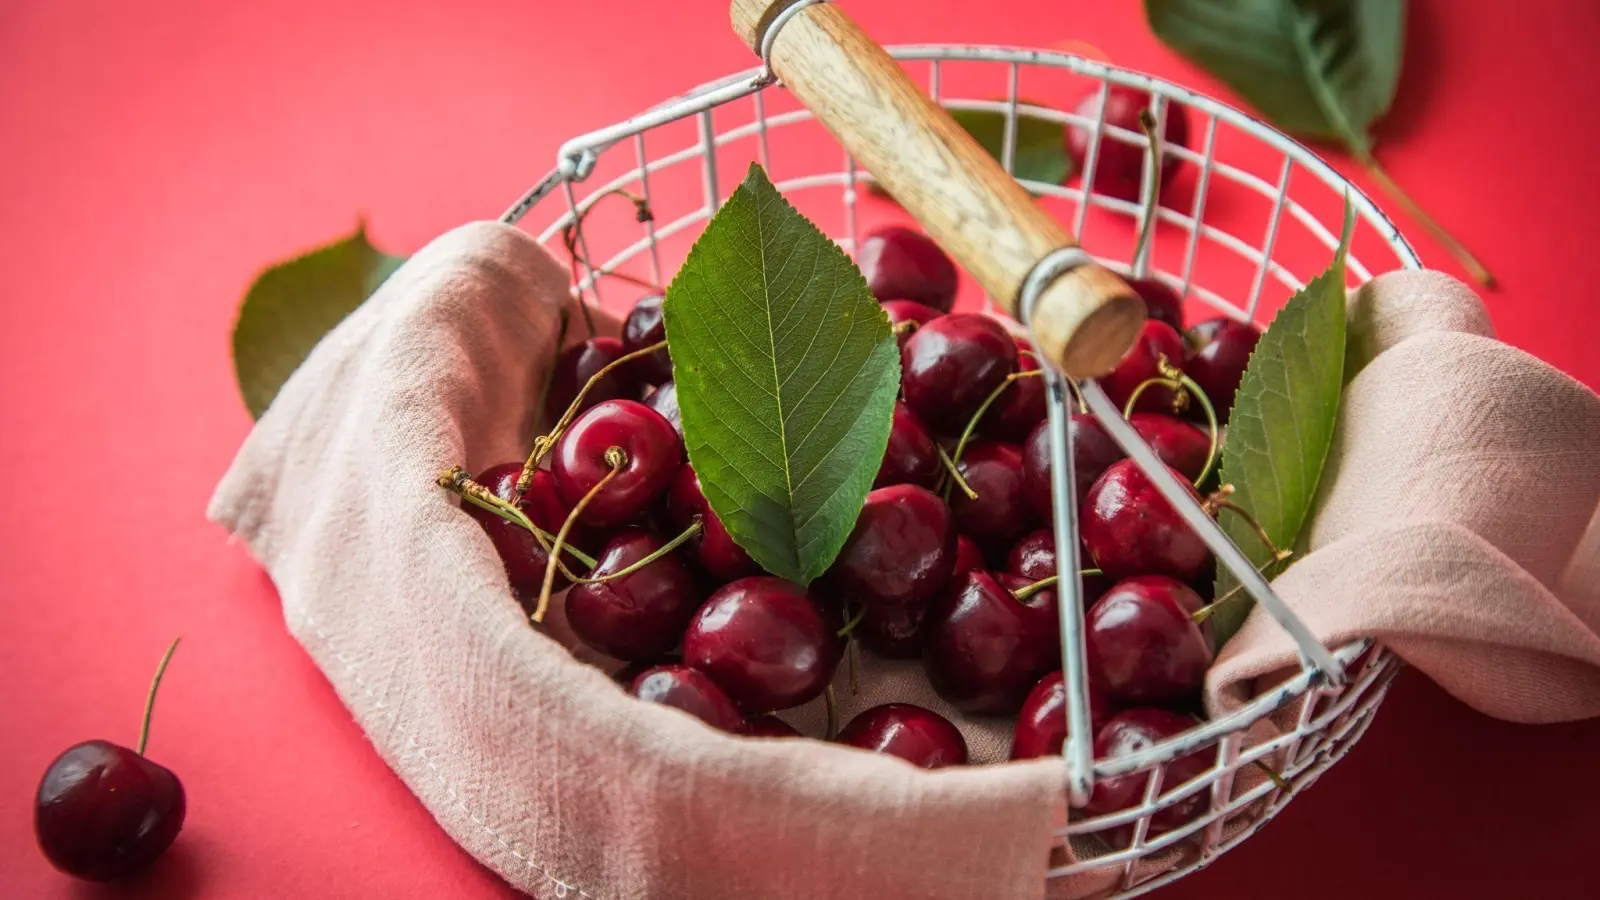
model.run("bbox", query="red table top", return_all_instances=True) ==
[3,1,1597,897]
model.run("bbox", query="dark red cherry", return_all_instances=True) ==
[682,577,844,711]
[666,464,759,582]
[565,528,701,661]
[949,441,1030,550]
[901,314,1018,434]
[1068,85,1191,204]
[922,570,1060,715]
[829,485,955,610]
[951,535,985,580]
[1085,708,1210,838]
[1128,277,1184,332]
[1185,318,1261,423]
[1021,414,1126,523]
[621,294,673,385]
[1081,459,1212,582]
[629,664,745,733]
[1005,530,1115,608]
[1098,320,1188,415]
[552,399,682,528]
[463,462,585,596]
[858,226,959,312]
[882,299,944,349]
[837,704,968,768]
[875,402,941,489]
[643,380,682,436]
[856,603,927,659]
[745,715,802,738]
[35,741,185,882]
[1010,670,1114,761]
[544,336,639,423]
[1086,576,1214,705]
[982,341,1046,442]
[1129,413,1210,482]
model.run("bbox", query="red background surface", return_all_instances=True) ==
[3,1,1598,897]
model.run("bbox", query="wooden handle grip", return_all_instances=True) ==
[731,0,1144,378]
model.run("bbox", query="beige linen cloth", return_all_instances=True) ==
[211,222,1600,900]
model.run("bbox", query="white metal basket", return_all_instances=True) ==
[501,15,1413,897]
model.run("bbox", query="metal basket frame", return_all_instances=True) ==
[502,41,1413,897]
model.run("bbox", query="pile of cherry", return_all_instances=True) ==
[456,218,1263,839]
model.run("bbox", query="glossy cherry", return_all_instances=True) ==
[1185,317,1261,423]
[745,715,802,738]
[1068,85,1191,203]
[1098,319,1189,415]
[1021,414,1126,523]
[682,577,843,711]
[1085,708,1210,838]
[666,463,759,582]
[1086,576,1214,705]
[1081,459,1212,582]
[856,603,927,659]
[621,294,673,385]
[900,313,1018,434]
[951,535,985,580]
[949,441,1031,550]
[643,379,682,436]
[1128,277,1184,332]
[1009,670,1114,761]
[837,704,968,768]
[544,336,639,424]
[462,462,585,596]
[36,642,185,882]
[552,399,682,528]
[982,340,1046,442]
[875,402,941,490]
[922,569,1060,715]
[882,299,945,349]
[1129,413,1210,482]
[629,664,745,733]
[858,226,959,311]
[829,485,955,610]
[565,528,701,661]
[1004,529,1113,605]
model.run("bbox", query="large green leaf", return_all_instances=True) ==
[1145,0,1404,154]
[1211,203,1353,644]
[665,164,900,585]
[232,224,404,418]
[948,106,1077,187]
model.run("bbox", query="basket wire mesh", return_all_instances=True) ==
[502,40,1412,897]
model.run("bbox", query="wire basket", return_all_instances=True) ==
[500,26,1411,899]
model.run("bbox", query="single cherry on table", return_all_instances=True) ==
[837,703,969,768]
[35,639,186,882]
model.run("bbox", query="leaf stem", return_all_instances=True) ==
[516,339,667,495]
[137,637,181,757]
[1355,151,1495,288]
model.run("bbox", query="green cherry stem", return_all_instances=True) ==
[935,445,979,501]
[533,449,625,623]
[570,519,702,586]
[1133,108,1162,270]
[836,603,868,638]
[517,339,669,494]
[948,369,1045,471]
[1011,575,1059,602]
[1190,552,1291,623]
[437,467,598,572]
[137,637,182,757]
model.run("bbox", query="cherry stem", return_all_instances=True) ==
[1354,150,1495,289]
[515,339,668,495]
[1190,552,1292,623]
[137,637,181,757]
[1065,376,1088,415]
[561,188,661,336]
[848,637,859,695]
[532,450,626,623]
[948,369,1044,472]
[935,445,979,501]
[891,319,918,338]
[1207,493,1292,563]
[437,466,598,572]
[531,307,573,441]
[1009,568,1099,603]
[824,685,840,740]
[1133,108,1162,270]
[572,519,702,586]
[836,603,868,638]
[1125,368,1221,486]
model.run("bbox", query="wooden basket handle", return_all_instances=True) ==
[731,0,1144,378]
